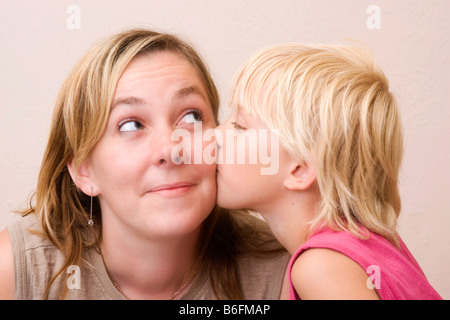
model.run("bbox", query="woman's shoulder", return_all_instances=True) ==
[0,214,45,299]
[4,214,65,299]
[3,214,120,300]
[0,228,15,299]
[237,248,290,299]
[6,213,54,250]
[0,214,57,299]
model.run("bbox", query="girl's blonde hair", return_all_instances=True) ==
[231,43,404,246]
[21,28,283,299]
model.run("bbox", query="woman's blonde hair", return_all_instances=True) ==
[22,28,283,299]
[231,43,404,246]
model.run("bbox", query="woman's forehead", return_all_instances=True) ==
[114,51,208,99]
[119,52,200,84]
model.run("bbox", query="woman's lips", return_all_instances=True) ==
[148,182,195,196]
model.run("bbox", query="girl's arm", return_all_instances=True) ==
[291,248,379,300]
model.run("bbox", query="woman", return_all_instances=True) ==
[0,29,289,299]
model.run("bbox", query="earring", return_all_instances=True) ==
[88,187,94,227]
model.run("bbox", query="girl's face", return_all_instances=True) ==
[215,106,292,212]
[86,51,217,239]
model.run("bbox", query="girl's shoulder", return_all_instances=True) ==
[289,226,443,300]
[291,246,380,299]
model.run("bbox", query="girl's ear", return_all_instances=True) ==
[283,160,316,191]
[67,158,98,196]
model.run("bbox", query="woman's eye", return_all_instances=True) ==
[180,110,203,125]
[118,120,143,132]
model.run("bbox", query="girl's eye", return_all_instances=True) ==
[231,121,246,131]
[118,120,143,132]
[179,109,204,125]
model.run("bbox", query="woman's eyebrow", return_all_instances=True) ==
[112,86,205,109]
[111,96,145,109]
[174,85,207,102]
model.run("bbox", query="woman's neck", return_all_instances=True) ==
[100,222,200,300]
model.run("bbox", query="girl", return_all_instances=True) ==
[216,43,442,300]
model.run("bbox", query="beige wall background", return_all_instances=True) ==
[0,0,449,299]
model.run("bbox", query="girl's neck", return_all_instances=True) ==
[257,187,319,255]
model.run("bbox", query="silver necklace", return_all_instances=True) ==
[106,265,196,300]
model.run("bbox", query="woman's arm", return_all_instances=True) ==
[291,248,379,300]
[0,229,15,299]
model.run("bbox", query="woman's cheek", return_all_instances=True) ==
[189,127,217,167]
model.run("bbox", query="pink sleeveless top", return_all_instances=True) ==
[288,227,442,300]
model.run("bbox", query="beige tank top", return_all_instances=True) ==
[7,214,289,300]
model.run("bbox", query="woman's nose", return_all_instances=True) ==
[149,128,181,166]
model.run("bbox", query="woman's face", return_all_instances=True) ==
[87,51,217,239]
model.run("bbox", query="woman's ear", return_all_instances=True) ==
[283,160,316,191]
[67,158,97,196]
